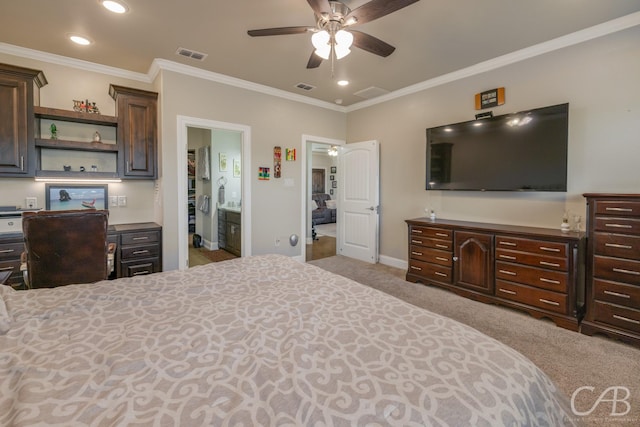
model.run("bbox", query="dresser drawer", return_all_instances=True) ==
[594,217,640,236]
[496,236,568,258]
[408,260,452,283]
[495,249,567,271]
[496,261,568,293]
[121,244,160,260]
[593,301,640,334]
[495,280,567,314]
[409,235,452,251]
[410,246,451,266]
[410,226,452,241]
[593,232,640,260]
[121,230,160,246]
[594,278,640,308]
[0,242,24,261]
[595,200,640,217]
[594,255,640,285]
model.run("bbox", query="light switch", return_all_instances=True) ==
[117,196,127,207]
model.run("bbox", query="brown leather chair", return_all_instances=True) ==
[21,209,112,289]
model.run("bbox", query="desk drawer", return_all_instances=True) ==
[121,244,160,260]
[121,258,160,277]
[0,242,23,261]
[496,280,567,314]
[121,230,160,246]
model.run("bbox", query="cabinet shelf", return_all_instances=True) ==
[34,106,117,126]
[36,138,118,152]
[35,170,119,179]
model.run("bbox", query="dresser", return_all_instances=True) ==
[406,218,585,331]
[581,194,640,346]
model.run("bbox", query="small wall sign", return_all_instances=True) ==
[475,87,505,110]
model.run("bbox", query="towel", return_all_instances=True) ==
[198,146,210,180]
[197,195,209,214]
[218,184,225,205]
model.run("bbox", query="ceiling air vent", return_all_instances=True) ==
[295,82,316,91]
[354,86,389,99]
[176,47,208,61]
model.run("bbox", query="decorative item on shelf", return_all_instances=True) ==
[285,148,296,161]
[560,211,571,232]
[572,215,582,232]
[273,146,282,178]
[258,167,270,180]
[63,165,71,172]
[50,123,57,139]
[91,165,98,172]
[430,210,436,220]
[475,87,505,110]
[80,166,86,172]
[73,99,100,114]
[93,131,101,142]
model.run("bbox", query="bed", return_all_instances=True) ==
[0,254,576,426]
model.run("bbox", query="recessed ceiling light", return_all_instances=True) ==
[69,34,92,46]
[100,0,129,14]
[337,80,349,86]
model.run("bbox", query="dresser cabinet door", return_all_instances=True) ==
[454,231,494,294]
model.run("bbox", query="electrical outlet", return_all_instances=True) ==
[25,197,37,209]
[109,196,118,207]
[117,196,127,207]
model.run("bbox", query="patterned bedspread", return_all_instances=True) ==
[0,254,576,426]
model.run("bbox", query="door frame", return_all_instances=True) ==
[177,116,252,270]
[300,134,345,262]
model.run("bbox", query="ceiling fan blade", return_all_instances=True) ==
[346,0,420,26]
[307,0,332,17]
[306,51,323,69]
[351,30,395,57]
[247,26,313,37]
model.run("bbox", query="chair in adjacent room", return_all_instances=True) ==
[21,209,113,289]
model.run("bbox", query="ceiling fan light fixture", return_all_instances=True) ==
[335,30,353,49]
[328,146,339,157]
[311,30,331,59]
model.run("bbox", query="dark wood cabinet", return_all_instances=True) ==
[0,234,25,287]
[109,223,162,277]
[454,231,494,294]
[582,194,640,346]
[0,63,47,177]
[218,209,241,256]
[109,85,158,179]
[406,218,585,331]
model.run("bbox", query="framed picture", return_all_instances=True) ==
[332,181,337,188]
[233,159,241,177]
[329,189,334,195]
[219,153,228,172]
[330,166,337,173]
[45,184,108,211]
[329,174,335,180]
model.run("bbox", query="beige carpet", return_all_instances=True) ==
[309,255,640,427]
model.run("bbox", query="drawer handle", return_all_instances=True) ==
[411,251,423,256]
[0,266,14,271]
[498,288,516,295]
[499,254,516,260]
[605,223,632,229]
[613,268,640,276]
[412,229,423,234]
[434,271,447,277]
[435,233,448,237]
[540,278,561,285]
[132,236,150,241]
[410,266,422,271]
[498,269,516,276]
[605,243,633,249]
[410,240,422,244]
[0,249,15,254]
[605,207,633,212]
[613,314,640,325]
[499,241,516,247]
[133,250,150,255]
[435,244,448,249]
[539,246,561,253]
[435,257,449,262]
[603,290,631,299]
[539,261,560,267]
[539,298,560,306]
[132,270,150,276]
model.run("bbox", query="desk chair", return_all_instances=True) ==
[21,209,112,289]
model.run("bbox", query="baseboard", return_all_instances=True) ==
[202,239,219,251]
[379,254,407,271]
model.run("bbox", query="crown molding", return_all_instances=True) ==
[345,11,640,112]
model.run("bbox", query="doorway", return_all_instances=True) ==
[177,116,252,271]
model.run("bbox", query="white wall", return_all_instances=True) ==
[346,26,640,261]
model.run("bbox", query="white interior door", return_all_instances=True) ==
[337,140,379,263]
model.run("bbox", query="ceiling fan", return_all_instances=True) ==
[247,0,421,69]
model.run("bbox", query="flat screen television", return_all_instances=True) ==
[426,103,569,191]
